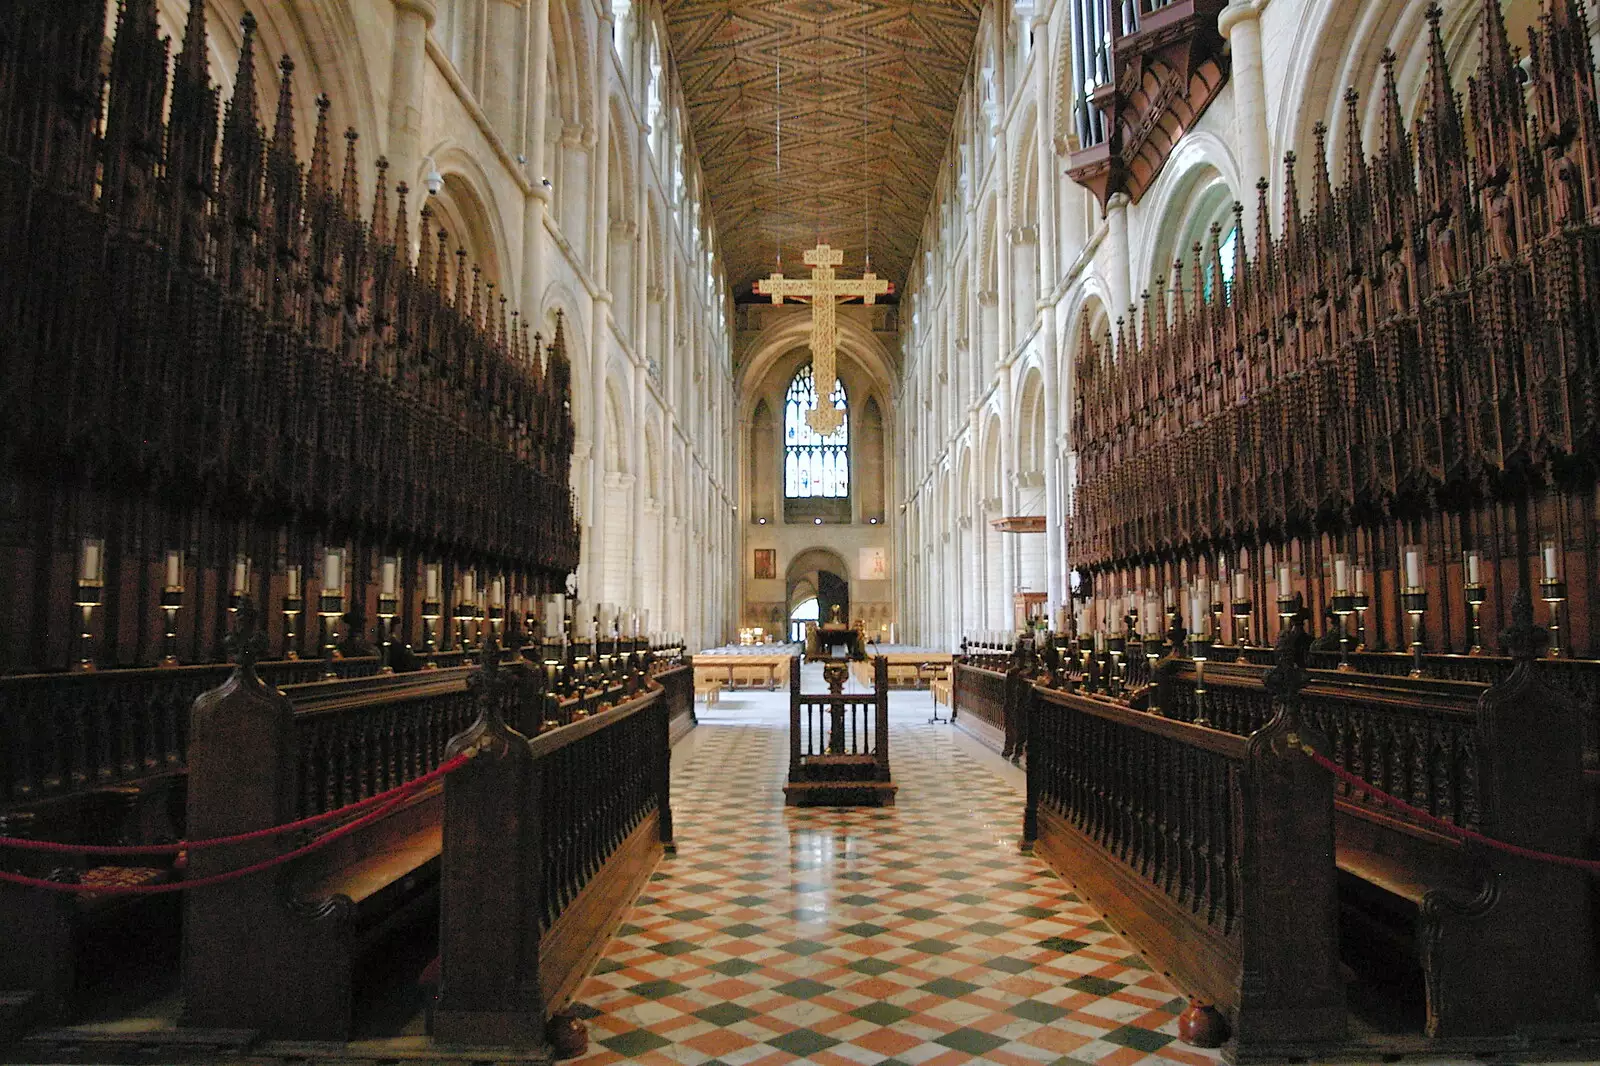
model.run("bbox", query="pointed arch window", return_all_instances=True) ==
[784,365,850,499]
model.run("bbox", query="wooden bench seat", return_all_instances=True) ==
[1154,645,1599,1043]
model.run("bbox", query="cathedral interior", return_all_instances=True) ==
[6,0,1600,1063]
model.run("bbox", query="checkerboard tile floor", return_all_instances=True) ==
[569,683,1221,1066]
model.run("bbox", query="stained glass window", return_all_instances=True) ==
[784,365,849,499]
[1202,223,1239,303]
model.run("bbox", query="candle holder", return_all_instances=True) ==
[1231,599,1252,647]
[1190,635,1213,728]
[319,591,344,680]
[283,590,303,660]
[1331,593,1355,670]
[1541,578,1568,659]
[422,599,441,668]
[1352,590,1370,651]
[455,600,474,662]
[160,585,183,667]
[74,579,102,673]
[1402,587,1428,678]
[378,593,398,674]
[1464,583,1486,655]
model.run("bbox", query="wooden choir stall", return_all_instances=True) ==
[954,0,1600,1058]
[0,0,693,1055]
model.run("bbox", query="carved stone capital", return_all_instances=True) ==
[1009,224,1038,245]
[978,289,999,307]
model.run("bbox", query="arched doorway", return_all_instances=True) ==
[786,548,850,635]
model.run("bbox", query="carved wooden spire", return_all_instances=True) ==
[417,203,435,284]
[168,0,219,264]
[307,94,333,201]
[372,157,391,247]
[340,128,360,219]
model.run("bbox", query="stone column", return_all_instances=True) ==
[521,0,550,324]
[1219,1,1271,240]
[1105,191,1132,327]
[482,0,523,139]
[1032,9,1064,623]
[585,11,613,626]
[387,0,437,220]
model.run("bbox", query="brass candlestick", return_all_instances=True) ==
[1465,583,1486,655]
[422,600,441,668]
[1352,590,1370,651]
[160,586,183,667]
[1332,593,1355,671]
[378,594,398,674]
[1231,599,1252,647]
[1402,588,1428,678]
[74,580,102,673]
[1541,578,1567,659]
[319,590,343,680]
[1190,635,1212,728]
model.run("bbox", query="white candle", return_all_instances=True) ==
[1465,551,1481,586]
[1233,571,1248,600]
[1333,557,1349,594]
[461,570,475,604]
[1190,591,1204,634]
[233,556,249,595]
[80,538,102,583]
[1277,563,1292,599]
[381,558,398,596]
[286,565,301,597]
[323,549,342,593]
[1543,541,1560,581]
[425,564,441,600]
[1354,565,1366,594]
[1211,580,1223,608]
[1404,548,1422,589]
[491,577,505,607]
[165,549,182,589]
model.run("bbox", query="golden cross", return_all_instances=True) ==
[754,243,891,437]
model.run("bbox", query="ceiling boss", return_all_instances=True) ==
[754,243,891,438]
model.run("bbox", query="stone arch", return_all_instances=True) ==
[1010,102,1039,230]
[1132,133,1242,298]
[602,378,629,475]
[420,143,513,286]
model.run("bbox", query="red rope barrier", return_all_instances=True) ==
[1302,747,1600,874]
[0,751,474,856]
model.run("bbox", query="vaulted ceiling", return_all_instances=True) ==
[661,0,983,298]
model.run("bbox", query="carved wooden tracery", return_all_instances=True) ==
[0,1,578,671]
[1071,1,1600,579]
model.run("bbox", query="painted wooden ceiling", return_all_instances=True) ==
[661,0,983,297]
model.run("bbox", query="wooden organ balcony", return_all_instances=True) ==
[1066,0,1230,209]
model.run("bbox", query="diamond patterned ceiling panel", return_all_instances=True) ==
[661,0,982,296]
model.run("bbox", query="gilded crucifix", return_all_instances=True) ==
[755,243,891,437]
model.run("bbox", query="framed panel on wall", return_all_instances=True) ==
[754,549,777,580]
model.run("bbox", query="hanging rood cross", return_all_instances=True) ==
[755,243,891,437]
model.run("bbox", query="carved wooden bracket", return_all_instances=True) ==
[991,515,1047,533]
[1067,0,1230,210]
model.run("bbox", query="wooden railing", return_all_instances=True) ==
[436,680,673,1044]
[1024,683,1345,1053]
[0,657,381,807]
[1158,661,1486,829]
[790,659,888,763]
